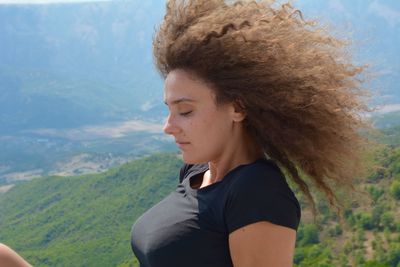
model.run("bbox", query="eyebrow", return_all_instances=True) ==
[163,97,196,106]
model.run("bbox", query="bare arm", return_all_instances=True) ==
[229,221,296,267]
[0,243,32,267]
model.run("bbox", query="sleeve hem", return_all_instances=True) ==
[228,217,299,234]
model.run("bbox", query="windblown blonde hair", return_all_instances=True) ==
[153,0,378,219]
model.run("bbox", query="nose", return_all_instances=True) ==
[163,114,180,135]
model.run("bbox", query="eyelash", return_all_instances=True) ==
[179,111,192,116]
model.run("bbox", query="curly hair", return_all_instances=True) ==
[153,0,379,219]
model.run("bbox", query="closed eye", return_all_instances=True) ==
[179,111,192,116]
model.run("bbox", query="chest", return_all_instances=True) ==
[131,182,233,267]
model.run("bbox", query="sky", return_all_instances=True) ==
[0,0,112,4]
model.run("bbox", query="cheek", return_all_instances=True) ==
[185,109,232,141]
[216,121,232,140]
[202,113,232,139]
[182,114,211,140]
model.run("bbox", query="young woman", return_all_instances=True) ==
[1,1,376,267]
[130,0,376,266]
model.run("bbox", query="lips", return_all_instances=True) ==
[175,141,190,148]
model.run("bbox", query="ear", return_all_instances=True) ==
[232,99,246,122]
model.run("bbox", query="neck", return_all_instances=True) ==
[206,129,264,184]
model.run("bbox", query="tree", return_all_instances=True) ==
[386,243,400,267]
[390,180,400,200]
[300,224,320,245]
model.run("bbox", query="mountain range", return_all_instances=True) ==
[0,0,399,134]
[1,0,400,192]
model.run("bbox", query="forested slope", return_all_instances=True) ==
[0,131,399,266]
[293,143,400,267]
[0,153,182,267]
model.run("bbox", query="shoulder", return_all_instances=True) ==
[230,158,290,190]
[179,162,208,183]
[224,159,301,232]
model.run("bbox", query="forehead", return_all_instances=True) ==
[163,69,216,105]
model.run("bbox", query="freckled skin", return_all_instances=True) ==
[163,69,264,186]
[163,69,239,165]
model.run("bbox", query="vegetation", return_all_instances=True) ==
[0,153,182,266]
[292,133,400,267]
[0,126,399,266]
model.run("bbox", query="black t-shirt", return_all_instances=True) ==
[131,158,301,267]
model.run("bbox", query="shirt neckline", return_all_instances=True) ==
[184,157,268,194]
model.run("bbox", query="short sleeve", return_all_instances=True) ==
[178,163,208,183]
[179,164,191,183]
[224,163,301,233]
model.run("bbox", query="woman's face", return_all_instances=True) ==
[163,69,241,164]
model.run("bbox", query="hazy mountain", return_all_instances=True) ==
[0,0,399,134]
[0,1,171,178]
[0,0,167,133]
[296,0,400,106]
[0,0,399,187]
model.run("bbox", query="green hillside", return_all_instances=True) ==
[0,153,182,267]
[292,144,400,267]
[1,134,400,266]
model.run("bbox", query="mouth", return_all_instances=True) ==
[175,141,190,148]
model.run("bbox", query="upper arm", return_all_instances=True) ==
[224,163,301,266]
[224,164,301,234]
[229,221,296,267]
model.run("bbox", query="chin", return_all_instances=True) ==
[181,153,208,165]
